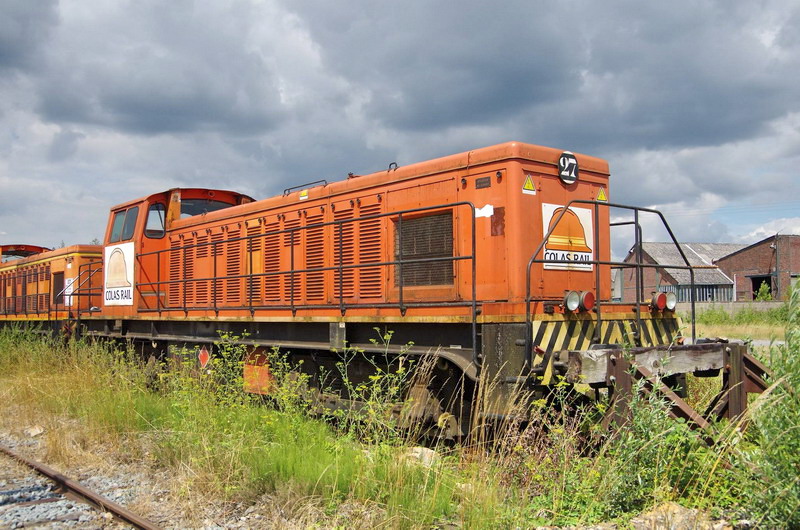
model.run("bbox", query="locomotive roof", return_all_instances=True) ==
[0,244,101,268]
[0,244,50,259]
[140,142,610,230]
[108,187,255,211]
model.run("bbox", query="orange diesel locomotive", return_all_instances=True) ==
[1,142,763,435]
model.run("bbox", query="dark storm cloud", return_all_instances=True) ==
[282,0,799,153]
[572,1,798,151]
[0,0,58,71]
[280,1,585,131]
[1,0,798,247]
[35,1,285,135]
[47,128,85,161]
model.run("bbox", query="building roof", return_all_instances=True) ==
[627,242,747,285]
[714,234,800,262]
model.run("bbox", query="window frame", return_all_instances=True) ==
[144,202,167,239]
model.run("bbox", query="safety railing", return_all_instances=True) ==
[137,201,480,365]
[524,199,697,369]
[49,260,103,321]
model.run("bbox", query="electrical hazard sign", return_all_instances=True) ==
[597,187,607,201]
[198,346,211,368]
[522,174,536,195]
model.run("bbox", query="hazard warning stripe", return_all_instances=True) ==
[639,319,653,345]
[530,317,679,352]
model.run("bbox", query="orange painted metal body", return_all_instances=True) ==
[93,142,613,323]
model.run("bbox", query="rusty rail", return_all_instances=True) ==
[0,444,160,530]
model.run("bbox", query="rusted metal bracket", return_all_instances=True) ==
[603,353,710,438]
[704,346,771,421]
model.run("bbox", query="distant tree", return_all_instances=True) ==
[91,238,101,245]
[755,281,773,302]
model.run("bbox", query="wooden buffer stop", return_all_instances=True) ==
[565,339,772,435]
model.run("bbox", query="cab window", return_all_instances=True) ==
[180,199,236,218]
[145,203,166,238]
[109,211,126,243]
[121,206,139,240]
[109,206,140,243]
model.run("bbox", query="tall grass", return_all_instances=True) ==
[693,304,789,326]
[1,316,799,527]
[747,285,800,526]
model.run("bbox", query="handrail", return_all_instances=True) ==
[136,201,481,368]
[283,180,328,196]
[524,200,697,369]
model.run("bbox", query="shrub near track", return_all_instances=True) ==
[748,286,800,526]
[1,318,799,527]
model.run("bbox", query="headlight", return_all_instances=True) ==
[564,290,595,312]
[564,290,580,311]
[665,291,677,311]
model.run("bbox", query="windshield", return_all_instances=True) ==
[180,199,236,219]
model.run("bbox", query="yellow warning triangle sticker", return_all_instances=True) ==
[597,187,607,201]
[522,174,536,195]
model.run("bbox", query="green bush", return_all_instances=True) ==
[749,284,800,526]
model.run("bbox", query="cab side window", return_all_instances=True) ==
[109,210,127,243]
[122,206,139,240]
[145,203,166,238]
[108,206,140,243]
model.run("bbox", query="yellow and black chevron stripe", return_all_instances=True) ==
[531,314,681,351]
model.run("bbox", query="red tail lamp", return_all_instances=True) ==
[650,292,667,310]
[579,291,595,312]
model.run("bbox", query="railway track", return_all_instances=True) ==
[0,444,159,529]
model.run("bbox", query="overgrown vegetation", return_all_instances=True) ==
[748,285,800,527]
[693,304,788,327]
[689,302,788,341]
[1,298,799,527]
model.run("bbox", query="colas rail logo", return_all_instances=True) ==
[542,204,593,271]
[104,243,135,305]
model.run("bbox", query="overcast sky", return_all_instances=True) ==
[1,0,798,258]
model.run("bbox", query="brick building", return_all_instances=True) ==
[619,242,746,303]
[714,234,800,301]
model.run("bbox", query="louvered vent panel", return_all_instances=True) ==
[246,225,262,302]
[182,237,195,305]
[168,238,182,307]
[195,234,210,305]
[395,213,454,286]
[263,221,281,302]
[226,230,242,305]
[283,218,301,302]
[358,204,383,298]
[333,209,355,299]
[27,269,36,312]
[211,233,225,304]
[304,213,325,301]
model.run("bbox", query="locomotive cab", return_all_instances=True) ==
[102,188,254,315]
